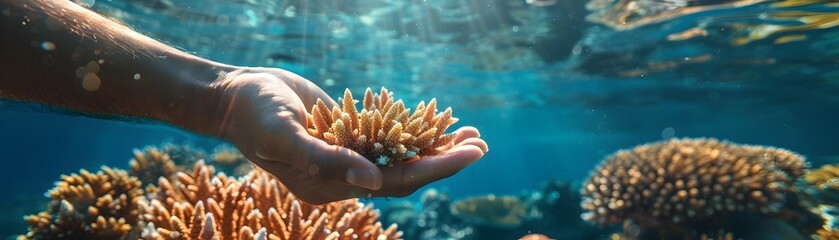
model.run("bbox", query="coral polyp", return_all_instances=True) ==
[307,87,459,166]
[581,138,807,226]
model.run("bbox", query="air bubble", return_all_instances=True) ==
[82,73,101,91]
[86,61,100,74]
[662,127,676,139]
[40,41,55,51]
[133,73,141,80]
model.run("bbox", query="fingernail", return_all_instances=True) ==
[346,168,381,190]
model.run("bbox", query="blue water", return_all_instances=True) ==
[2,0,839,238]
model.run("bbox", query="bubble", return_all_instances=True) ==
[572,45,583,55]
[512,26,519,32]
[308,164,320,175]
[133,73,141,80]
[82,73,101,91]
[284,6,296,18]
[662,127,676,139]
[40,41,55,51]
[86,61,100,74]
[323,78,335,86]
[97,59,104,64]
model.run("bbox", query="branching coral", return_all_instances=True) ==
[581,138,807,227]
[307,87,458,166]
[158,142,207,170]
[450,195,529,228]
[21,167,144,239]
[209,144,252,176]
[139,160,402,240]
[130,147,178,187]
[806,164,839,187]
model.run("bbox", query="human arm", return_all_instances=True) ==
[0,0,488,204]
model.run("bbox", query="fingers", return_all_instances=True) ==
[301,80,339,108]
[287,73,338,109]
[452,126,481,143]
[451,126,488,153]
[455,137,489,153]
[377,142,485,196]
[294,129,383,190]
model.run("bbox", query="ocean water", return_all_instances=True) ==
[2,0,839,239]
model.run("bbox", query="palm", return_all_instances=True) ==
[217,67,487,204]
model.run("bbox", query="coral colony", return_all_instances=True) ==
[581,138,819,239]
[307,87,458,166]
[21,149,401,240]
[18,87,839,239]
[581,138,807,226]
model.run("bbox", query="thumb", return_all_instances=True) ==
[296,131,383,190]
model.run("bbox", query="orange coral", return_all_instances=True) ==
[806,164,839,187]
[817,228,839,240]
[450,195,529,228]
[130,147,178,187]
[21,167,144,239]
[581,138,807,226]
[139,161,402,240]
[307,87,458,166]
[209,144,252,176]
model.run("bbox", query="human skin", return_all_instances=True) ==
[0,0,488,204]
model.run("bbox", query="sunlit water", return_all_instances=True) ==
[1,0,838,238]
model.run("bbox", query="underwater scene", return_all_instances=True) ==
[2,0,839,239]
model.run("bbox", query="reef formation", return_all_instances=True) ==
[580,138,826,239]
[21,167,144,239]
[380,181,603,240]
[307,87,458,166]
[20,144,401,240]
[20,134,839,240]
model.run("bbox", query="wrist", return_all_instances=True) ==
[162,56,238,137]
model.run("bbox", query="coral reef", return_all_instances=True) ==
[139,160,401,240]
[209,144,252,176]
[522,181,604,239]
[386,189,474,240]
[21,167,144,239]
[307,87,458,166]
[20,143,403,240]
[816,205,839,240]
[384,183,604,240]
[581,138,807,227]
[157,142,206,169]
[129,147,178,187]
[806,163,839,187]
[585,0,766,30]
[379,200,418,235]
[450,195,528,228]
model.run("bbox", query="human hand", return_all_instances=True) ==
[208,67,488,204]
